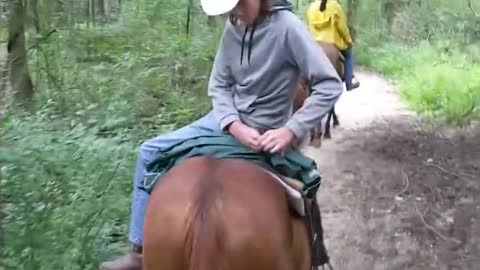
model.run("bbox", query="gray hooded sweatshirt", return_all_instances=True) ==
[208,0,343,139]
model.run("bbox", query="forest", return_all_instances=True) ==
[1,0,479,269]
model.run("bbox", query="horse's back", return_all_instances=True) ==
[293,40,343,112]
[143,157,309,270]
[317,41,338,60]
[317,41,344,78]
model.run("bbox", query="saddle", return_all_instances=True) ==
[265,170,332,270]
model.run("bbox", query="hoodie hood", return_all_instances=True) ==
[240,0,294,65]
[269,0,294,12]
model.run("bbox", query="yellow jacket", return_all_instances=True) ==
[306,0,353,50]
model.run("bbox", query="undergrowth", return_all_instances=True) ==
[1,2,220,269]
[356,39,480,124]
[1,114,136,270]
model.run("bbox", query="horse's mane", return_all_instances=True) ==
[185,163,226,270]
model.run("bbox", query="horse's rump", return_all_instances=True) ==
[143,157,310,270]
[293,41,343,112]
[292,41,344,145]
[298,41,344,90]
[317,41,344,79]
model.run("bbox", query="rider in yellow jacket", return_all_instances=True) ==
[306,0,360,90]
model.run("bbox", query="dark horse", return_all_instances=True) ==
[294,41,343,147]
[143,157,312,270]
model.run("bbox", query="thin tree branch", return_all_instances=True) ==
[468,0,478,16]
[28,29,58,51]
[415,206,462,245]
[9,29,57,65]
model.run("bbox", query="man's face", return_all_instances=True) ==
[232,0,261,24]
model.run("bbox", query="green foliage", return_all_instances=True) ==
[2,1,222,269]
[351,0,480,124]
[1,114,137,270]
[357,40,480,124]
[16,0,220,138]
[400,56,480,123]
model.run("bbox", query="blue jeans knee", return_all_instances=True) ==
[128,110,221,246]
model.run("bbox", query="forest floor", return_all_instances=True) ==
[305,67,480,270]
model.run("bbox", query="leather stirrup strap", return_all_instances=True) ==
[304,198,333,270]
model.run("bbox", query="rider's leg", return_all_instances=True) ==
[99,111,220,270]
[129,111,220,246]
[341,46,359,91]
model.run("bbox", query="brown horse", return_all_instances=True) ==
[294,41,344,146]
[143,156,311,270]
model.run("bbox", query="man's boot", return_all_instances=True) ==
[99,245,143,270]
[304,197,333,270]
[346,76,360,91]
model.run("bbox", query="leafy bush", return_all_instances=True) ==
[356,40,480,123]
[1,114,137,270]
[400,58,480,123]
[2,2,221,269]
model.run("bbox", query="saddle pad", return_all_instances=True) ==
[264,170,306,217]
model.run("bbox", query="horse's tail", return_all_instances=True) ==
[185,173,225,270]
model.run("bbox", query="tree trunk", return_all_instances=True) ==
[346,0,358,40]
[383,0,395,32]
[91,0,96,26]
[86,0,96,27]
[98,0,106,18]
[30,0,41,32]
[207,16,215,27]
[85,0,90,27]
[7,0,34,105]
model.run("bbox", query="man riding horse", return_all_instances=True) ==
[307,0,360,91]
[294,0,359,144]
[99,1,343,270]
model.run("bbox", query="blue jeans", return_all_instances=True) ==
[128,111,220,246]
[340,46,354,85]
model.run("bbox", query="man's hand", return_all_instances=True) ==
[259,127,296,154]
[228,121,261,151]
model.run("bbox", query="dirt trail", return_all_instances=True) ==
[304,68,480,270]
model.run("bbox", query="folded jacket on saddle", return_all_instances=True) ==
[141,132,322,199]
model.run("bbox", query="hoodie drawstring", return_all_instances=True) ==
[248,23,256,65]
[240,22,257,66]
[240,26,249,66]
[237,0,293,65]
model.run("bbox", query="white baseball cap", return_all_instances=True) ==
[200,0,239,16]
